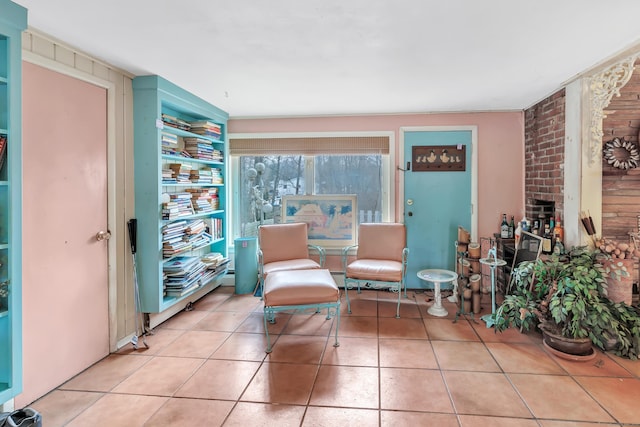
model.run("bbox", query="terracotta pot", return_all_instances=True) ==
[458,226,470,244]
[541,325,592,356]
[468,258,480,274]
[468,243,481,259]
[469,274,481,292]
[457,259,471,277]
[472,291,481,314]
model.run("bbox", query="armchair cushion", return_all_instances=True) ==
[263,259,321,276]
[264,269,339,307]
[259,222,310,264]
[357,223,406,261]
[346,259,403,282]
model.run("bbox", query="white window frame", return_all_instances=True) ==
[228,131,395,249]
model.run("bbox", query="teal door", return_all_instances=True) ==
[403,129,473,289]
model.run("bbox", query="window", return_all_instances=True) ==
[230,134,393,240]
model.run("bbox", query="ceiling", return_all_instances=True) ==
[13,0,640,118]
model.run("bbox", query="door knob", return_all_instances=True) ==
[96,230,111,241]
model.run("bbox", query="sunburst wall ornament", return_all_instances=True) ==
[603,137,640,170]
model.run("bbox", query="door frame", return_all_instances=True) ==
[22,51,118,351]
[399,126,479,242]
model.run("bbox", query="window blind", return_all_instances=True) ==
[229,136,389,155]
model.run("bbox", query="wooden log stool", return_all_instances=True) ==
[263,269,340,353]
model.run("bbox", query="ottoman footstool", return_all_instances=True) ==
[263,268,340,353]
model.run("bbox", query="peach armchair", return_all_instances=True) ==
[257,222,325,296]
[342,223,408,318]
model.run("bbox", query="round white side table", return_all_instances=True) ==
[417,269,458,317]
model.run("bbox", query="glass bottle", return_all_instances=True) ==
[553,217,564,245]
[508,216,515,239]
[500,214,509,238]
[542,222,552,254]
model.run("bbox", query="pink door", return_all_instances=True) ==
[19,62,109,405]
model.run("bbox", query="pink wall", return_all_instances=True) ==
[229,112,525,241]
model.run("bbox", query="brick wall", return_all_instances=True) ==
[602,59,640,242]
[524,89,566,223]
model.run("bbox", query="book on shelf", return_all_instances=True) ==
[183,137,216,161]
[188,120,222,139]
[208,260,230,274]
[168,163,192,183]
[201,252,230,271]
[162,114,191,131]
[162,168,177,184]
[161,132,179,147]
[162,235,185,245]
[211,149,223,162]
[165,261,206,280]
[163,242,193,257]
[163,257,208,295]
[204,217,224,240]
[189,169,214,184]
[162,148,179,156]
[0,134,6,172]
[165,281,200,297]
[185,232,212,248]
[162,192,195,219]
[210,168,223,184]
[184,219,205,234]
[185,188,218,212]
[163,255,200,272]
[162,219,187,231]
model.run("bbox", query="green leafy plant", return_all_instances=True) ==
[493,246,640,359]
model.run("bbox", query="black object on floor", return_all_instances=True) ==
[0,408,42,427]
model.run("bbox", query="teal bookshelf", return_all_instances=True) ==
[133,75,229,313]
[0,0,26,405]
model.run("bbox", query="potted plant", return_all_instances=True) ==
[493,246,640,360]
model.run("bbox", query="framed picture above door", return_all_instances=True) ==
[412,144,466,171]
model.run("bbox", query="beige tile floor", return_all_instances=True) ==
[30,286,640,426]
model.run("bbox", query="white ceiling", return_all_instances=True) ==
[14,0,640,118]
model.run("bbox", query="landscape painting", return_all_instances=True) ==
[282,194,357,247]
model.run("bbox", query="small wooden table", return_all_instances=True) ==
[417,269,458,317]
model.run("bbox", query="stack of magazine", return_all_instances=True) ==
[161,221,191,258]
[162,192,195,220]
[183,137,214,161]
[200,252,230,283]
[183,219,212,249]
[162,114,190,131]
[186,188,217,213]
[163,256,207,297]
[161,132,179,155]
[168,163,192,183]
[189,120,221,140]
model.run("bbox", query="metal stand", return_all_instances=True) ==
[479,245,507,328]
[454,291,478,323]
[452,240,478,323]
[448,241,463,303]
